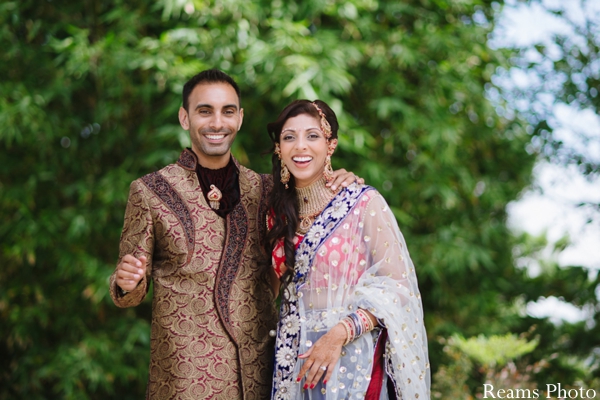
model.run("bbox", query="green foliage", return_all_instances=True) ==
[498,1,600,386]
[502,0,600,175]
[431,341,474,399]
[433,333,547,399]
[1,0,597,398]
[451,333,538,368]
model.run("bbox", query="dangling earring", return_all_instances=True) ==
[323,155,334,182]
[275,143,290,189]
[281,164,290,189]
[323,139,337,182]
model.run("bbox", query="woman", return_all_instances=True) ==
[265,100,430,399]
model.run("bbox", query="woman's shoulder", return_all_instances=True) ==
[338,183,381,201]
[338,184,393,214]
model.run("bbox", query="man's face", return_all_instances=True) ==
[178,82,244,169]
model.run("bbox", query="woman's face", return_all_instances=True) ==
[279,113,329,188]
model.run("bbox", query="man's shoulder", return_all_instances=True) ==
[238,165,273,184]
[146,161,189,178]
[237,164,258,177]
[237,167,273,206]
[130,162,191,191]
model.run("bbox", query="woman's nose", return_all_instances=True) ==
[295,136,307,150]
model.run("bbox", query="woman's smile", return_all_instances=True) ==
[279,114,328,188]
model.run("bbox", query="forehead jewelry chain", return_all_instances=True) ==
[312,102,332,139]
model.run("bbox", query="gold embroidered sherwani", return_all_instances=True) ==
[109,149,277,399]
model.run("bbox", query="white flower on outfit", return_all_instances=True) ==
[305,225,326,243]
[276,347,296,368]
[330,202,350,219]
[281,315,300,335]
[275,379,294,400]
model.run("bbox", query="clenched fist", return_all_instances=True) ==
[116,254,147,292]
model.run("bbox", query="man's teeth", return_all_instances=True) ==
[293,156,312,162]
[206,134,225,140]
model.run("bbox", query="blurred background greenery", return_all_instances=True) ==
[1,0,598,398]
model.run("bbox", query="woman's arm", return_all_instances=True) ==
[295,308,378,388]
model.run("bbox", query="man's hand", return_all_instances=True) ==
[326,169,365,191]
[116,254,147,292]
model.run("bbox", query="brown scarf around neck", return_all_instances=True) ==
[195,156,240,218]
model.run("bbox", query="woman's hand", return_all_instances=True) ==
[296,323,347,389]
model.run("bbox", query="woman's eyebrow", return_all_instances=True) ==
[281,126,321,133]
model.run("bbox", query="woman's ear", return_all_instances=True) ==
[327,139,338,156]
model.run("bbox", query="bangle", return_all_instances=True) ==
[340,318,353,346]
[356,309,375,332]
[349,312,363,337]
[340,310,375,347]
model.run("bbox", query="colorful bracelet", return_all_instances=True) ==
[356,308,375,332]
[340,318,354,346]
[349,313,363,338]
[339,308,376,346]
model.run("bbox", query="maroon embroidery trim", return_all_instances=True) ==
[177,148,197,170]
[141,172,195,262]
[258,174,273,248]
[215,200,248,341]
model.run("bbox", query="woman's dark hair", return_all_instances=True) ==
[265,100,339,297]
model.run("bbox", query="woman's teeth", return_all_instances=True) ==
[293,156,312,162]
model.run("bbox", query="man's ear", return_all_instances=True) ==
[238,108,244,131]
[178,107,189,130]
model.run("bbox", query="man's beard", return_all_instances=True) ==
[193,127,236,157]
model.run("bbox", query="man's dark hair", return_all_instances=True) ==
[182,69,241,111]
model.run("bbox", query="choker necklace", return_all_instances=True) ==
[296,178,339,234]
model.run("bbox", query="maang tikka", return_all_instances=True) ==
[312,102,336,182]
[311,102,332,140]
[274,143,290,189]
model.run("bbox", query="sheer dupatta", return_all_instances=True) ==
[272,184,430,400]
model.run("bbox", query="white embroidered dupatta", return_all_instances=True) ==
[272,184,430,400]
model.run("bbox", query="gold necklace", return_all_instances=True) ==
[296,178,339,234]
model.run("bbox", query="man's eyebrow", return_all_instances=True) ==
[194,103,239,110]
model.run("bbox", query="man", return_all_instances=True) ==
[109,69,359,399]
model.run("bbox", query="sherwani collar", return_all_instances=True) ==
[176,148,241,173]
[177,148,242,218]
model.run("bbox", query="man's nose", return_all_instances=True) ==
[209,113,223,130]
